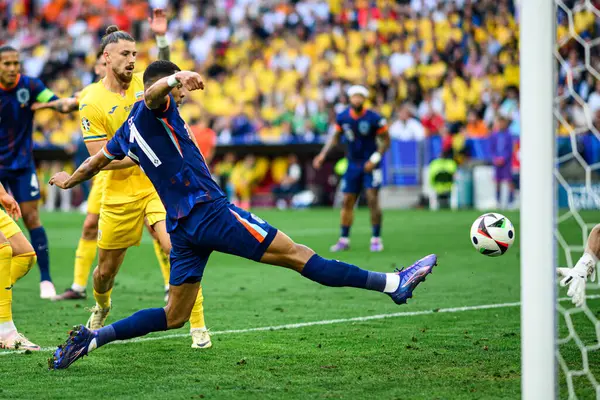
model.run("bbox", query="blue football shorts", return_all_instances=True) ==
[169,197,278,286]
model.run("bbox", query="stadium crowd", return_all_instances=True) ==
[1,0,598,208]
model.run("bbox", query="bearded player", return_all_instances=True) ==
[71,24,210,349]
[43,19,174,303]
[48,61,437,369]
[0,45,78,299]
[313,85,390,253]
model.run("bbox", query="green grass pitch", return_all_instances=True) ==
[1,209,599,399]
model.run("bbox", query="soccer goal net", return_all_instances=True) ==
[523,0,600,399]
[554,1,600,399]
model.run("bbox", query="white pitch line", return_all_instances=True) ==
[2,294,600,356]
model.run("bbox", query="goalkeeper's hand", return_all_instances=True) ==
[558,263,596,307]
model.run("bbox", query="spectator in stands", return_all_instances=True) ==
[588,80,600,114]
[419,94,445,136]
[417,89,443,120]
[490,116,514,210]
[189,117,217,164]
[389,104,425,141]
[272,154,303,210]
[465,109,489,138]
[231,154,259,209]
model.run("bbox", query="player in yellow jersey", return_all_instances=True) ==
[0,183,39,350]
[75,23,210,349]
[47,49,171,302]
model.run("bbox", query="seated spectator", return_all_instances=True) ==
[230,154,259,209]
[215,152,236,200]
[588,80,600,114]
[465,109,489,138]
[389,104,425,141]
[420,99,445,136]
[272,154,303,210]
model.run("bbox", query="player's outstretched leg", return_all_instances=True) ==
[53,213,99,301]
[366,188,383,252]
[262,231,436,305]
[20,200,55,299]
[49,282,198,369]
[331,193,357,252]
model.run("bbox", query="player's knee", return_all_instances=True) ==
[94,266,116,283]
[342,196,355,210]
[288,243,315,271]
[82,217,99,240]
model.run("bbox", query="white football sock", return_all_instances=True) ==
[383,273,400,293]
[0,320,17,336]
[71,283,86,293]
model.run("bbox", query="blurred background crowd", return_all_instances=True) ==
[1,0,598,211]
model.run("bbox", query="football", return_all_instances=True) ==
[470,213,515,257]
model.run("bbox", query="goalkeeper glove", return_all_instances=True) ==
[557,255,596,307]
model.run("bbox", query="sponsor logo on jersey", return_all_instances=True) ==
[79,103,88,111]
[108,105,118,114]
[81,117,91,131]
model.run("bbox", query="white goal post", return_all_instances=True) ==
[520,0,556,398]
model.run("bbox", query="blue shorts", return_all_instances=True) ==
[0,165,41,203]
[169,197,278,286]
[341,162,383,194]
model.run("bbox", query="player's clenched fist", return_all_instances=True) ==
[49,171,72,189]
[174,71,204,91]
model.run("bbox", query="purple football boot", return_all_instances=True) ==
[49,325,97,370]
[370,237,384,252]
[330,238,350,252]
[389,254,437,305]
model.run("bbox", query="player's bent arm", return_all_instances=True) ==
[145,71,204,110]
[83,138,134,170]
[102,157,136,170]
[50,152,111,189]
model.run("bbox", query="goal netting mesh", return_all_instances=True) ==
[554,1,600,398]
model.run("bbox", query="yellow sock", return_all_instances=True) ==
[93,288,112,309]
[10,252,36,286]
[73,239,97,289]
[152,239,170,287]
[189,285,206,330]
[0,243,13,323]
